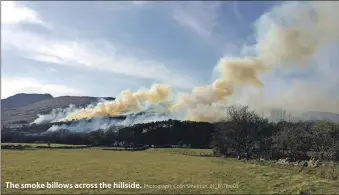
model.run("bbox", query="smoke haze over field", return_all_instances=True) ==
[33,1,339,127]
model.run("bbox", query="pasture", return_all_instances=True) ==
[0,142,88,147]
[2,148,339,194]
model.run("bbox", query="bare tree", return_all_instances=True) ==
[212,105,272,160]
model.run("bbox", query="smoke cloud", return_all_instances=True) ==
[33,104,79,124]
[36,1,339,125]
[48,117,120,132]
[32,98,108,124]
[171,1,339,121]
[48,112,180,132]
[64,84,172,121]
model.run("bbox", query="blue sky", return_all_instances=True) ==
[0,1,275,97]
[1,1,338,113]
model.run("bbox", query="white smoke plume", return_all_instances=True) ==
[33,104,79,124]
[47,112,180,132]
[33,98,109,124]
[48,117,121,132]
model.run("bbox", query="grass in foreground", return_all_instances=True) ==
[1,143,87,147]
[2,149,339,194]
[145,148,212,155]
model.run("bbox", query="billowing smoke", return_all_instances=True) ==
[64,84,172,121]
[36,1,339,126]
[171,1,339,121]
[48,112,180,132]
[171,58,270,122]
[32,98,108,124]
[33,104,80,124]
[48,117,120,132]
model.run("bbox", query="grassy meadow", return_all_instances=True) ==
[2,147,339,194]
[1,143,88,147]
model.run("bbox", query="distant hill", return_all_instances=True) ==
[295,111,339,122]
[267,109,339,123]
[1,93,53,111]
[1,95,115,126]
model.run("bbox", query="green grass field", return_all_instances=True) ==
[1,143,88,147]
[2,148,339,194]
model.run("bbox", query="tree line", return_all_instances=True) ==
[211,106,339,161]
[2,105,339,161]
[1,120,214,148]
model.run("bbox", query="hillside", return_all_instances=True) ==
[1,95,115,126]
[1,93,53,111]
[1,93,338,127]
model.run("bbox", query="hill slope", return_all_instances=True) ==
[1,96,115,125]
[1,93,338,126]
[1,93,53,111]
[267,109,339,123]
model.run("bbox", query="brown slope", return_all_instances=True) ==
[1,96,115,125]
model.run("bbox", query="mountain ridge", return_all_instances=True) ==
[1,93,54,111]
[1,93,115,126]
